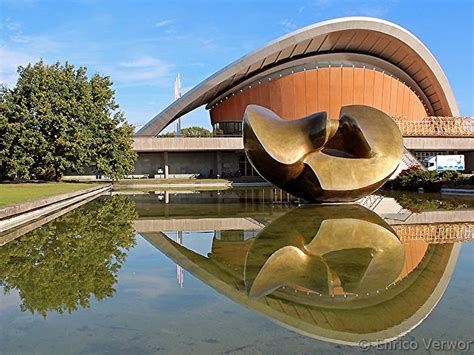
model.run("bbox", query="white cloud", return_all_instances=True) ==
[4,20,22,31]
[9,34,61,52]
[0,0,38,8]
[0,23,63,88]
[120,273,174,298]
[0,18,63,88]
[307,0,393,18]
[0,46,38,87]
[155,19,174,28]
[353,5,390,18]
[102,55,173,86]
[119,56,167,68]
[0,288,20,311]
[280,19,298,32]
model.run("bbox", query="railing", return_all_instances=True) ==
[393,117,474,137]
[357,194,384,210]
[152,117,474,138]
[393,223,473,244]
[401,147,425,169]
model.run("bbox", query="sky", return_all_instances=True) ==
[1,0,473,132]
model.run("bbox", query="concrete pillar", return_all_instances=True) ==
[216,151,222,177]
[217,191,222,215]
[164,151,169,179]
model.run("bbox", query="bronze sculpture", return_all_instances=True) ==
[243,105,403,202]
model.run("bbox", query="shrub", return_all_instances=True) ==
[388,168,469,191]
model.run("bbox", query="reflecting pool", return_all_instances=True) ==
[0,189,473,354]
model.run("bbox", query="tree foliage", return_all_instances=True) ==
[388,167,472,192]
[0,61,137,181]
[159,126,212,137]
[386,192,473,212]
[0,195,137,317]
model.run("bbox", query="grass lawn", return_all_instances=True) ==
[0,182,102,207]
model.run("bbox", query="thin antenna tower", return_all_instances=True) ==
[176,231,184,288]
[174,73,182,137]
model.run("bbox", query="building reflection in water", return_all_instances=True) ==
[140,203,463,346]
[176,231,184,288]
[0,189,470,345]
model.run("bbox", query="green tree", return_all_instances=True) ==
[159,131,177,137]
[159,126,212,138]
[0,195,137,317]
[0,61,137,181]
[181,126,212,137]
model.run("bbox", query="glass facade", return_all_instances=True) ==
[239,153,258,176]
[213,121,242,136]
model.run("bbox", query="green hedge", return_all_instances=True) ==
[387,167,473,192]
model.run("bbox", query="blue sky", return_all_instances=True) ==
[0,0,472,131]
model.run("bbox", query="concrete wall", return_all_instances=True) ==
[220,152,240,175]
[134,152,165,176]
[168,152,217,177]
[134,151,240,178]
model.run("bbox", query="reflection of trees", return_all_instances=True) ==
[0,195,137,317]
[383,191,474,212]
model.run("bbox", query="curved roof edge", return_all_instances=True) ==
[136,16,459,136]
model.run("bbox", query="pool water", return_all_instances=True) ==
[0,189,472,354]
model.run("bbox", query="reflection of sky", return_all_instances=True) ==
[163,231,215,257]
[1,233,473,354]
[409,243,474,342]
[0,289,21,311]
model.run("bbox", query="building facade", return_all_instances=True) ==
[133,17,473,178]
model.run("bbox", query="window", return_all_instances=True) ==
[213,121,242,136]
[238,153,258,176]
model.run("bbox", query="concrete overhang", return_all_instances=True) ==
[133,209,474,233]
[133,137,243,152]
[404,137,474,151]
[133,137,473,152]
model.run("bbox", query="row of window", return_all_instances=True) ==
[213,121,242,136]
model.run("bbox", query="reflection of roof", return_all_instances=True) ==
[137,17,458,136]
[141,232,460,346]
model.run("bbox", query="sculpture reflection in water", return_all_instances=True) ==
[245,206,404,299]
[0,195,137,317]
[243,105,403,202]
[143,205,460,346]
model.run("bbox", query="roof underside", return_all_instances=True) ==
[136,17,458,136]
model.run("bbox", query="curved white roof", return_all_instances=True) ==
[137,17,458,136]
